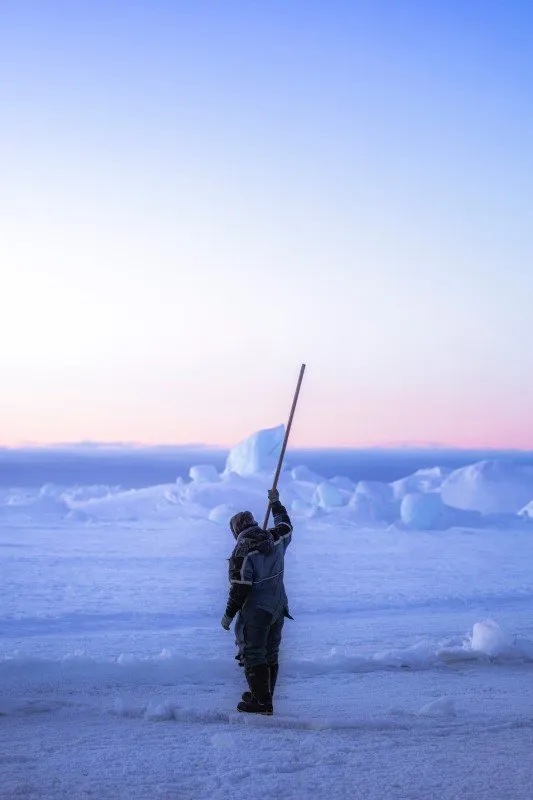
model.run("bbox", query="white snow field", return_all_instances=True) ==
[2,427,533,800]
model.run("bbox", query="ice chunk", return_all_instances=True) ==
[225,425,284,477]
[470,619,514,657]
[356,481,394,503]
[463,621,533,661]
[183,470,267,520]
[313,481,346,509]
[391,466,452,500]
[330,475,356,491]
[441,459,533,514]
[355,481,394,505]
[519,500,533,519]
[353,481,397,522]
[400,492,451,530]
[347,492,387,523]
[400,492,482,531]
[342,482,397,524]
[189,465,219,483]
[290,465,323,484]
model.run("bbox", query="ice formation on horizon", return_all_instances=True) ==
[441,460,533,515]
[224,425,285,477]
[1,426,533,531]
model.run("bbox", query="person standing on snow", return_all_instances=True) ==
[221,488,293,715]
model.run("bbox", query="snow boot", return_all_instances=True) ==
[269,662,279,695]
[237,664,273,715]
[241,663,278,704]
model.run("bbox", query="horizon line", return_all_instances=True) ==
[1,440,533,454]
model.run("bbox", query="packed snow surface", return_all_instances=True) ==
[2,426,533,800]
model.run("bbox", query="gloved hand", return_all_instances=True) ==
[268,488,280,503]
[221,614,232,631]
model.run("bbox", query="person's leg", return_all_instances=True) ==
[266,612,284,695]
[241,607,272,668]
[238,607,274,714]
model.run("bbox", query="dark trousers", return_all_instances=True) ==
[237,607,285,668]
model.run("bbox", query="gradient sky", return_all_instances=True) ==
[1,0,532,448]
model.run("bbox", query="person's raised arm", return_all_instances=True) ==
[267,488,293,548]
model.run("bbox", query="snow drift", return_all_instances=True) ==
[2,621,532,702]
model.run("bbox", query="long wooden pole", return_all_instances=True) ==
[263,363,306,529]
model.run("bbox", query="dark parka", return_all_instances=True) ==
[224,501,293,621]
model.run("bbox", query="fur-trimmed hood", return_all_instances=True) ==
[229,511,274,558]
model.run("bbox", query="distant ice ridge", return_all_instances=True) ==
[441,460,533,514]
[1,427,533,531]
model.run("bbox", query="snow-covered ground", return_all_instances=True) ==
[2,428,533,799]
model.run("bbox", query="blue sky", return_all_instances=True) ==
[1,0,532,447]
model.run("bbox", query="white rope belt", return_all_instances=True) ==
[252,571,284,585]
